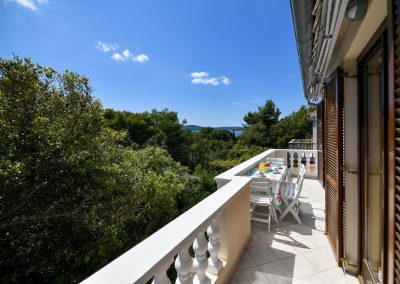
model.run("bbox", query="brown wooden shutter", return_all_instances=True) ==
[317,100,324,186]
[388,0,400,282]
[324,69,344,265]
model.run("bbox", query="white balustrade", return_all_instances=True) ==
[152,258,173,284]
[81,148,318,284]
[193,231,211,284]
[175,248,193,284]
[306,152,311,172]
[207,219,223,275]
[289,151,295,168]
[297,152,302,169]
[273,149,318,179]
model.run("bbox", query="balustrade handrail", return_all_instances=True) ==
[215,149,275,183]
[288,139,314,143]
[81,148,318,283]
[82,178,252,284]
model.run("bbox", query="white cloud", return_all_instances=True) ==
[111,53,125,61]
[103,46,149,63]
[190,72,209,78]
[233,101,240,105]
[7,0,47,10]
[191,77,219,86]
[96,41,117,53]
[133,54,149,63]
[221,76,231,86]
[190,72,231,86]
[122,49,133,58]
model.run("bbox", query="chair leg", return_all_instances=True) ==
[279,198,291,221]
[291,207,303,224]
[271,206,278,223]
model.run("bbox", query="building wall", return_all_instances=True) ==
[324,0,388,269]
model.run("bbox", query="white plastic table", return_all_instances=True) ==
[249,166,289,223]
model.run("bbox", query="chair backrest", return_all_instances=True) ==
[294,174,305,198]
[266,157,285,166]
[298,164,306,180]
[250,178,272,196]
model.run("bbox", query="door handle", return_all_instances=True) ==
[340,165,358,174]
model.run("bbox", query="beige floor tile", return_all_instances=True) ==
[255,230,278,244]
[323,267,346,284]
[282,254,319,280]
[302,248,338,271]
[301,208,325,221]
[259,259,294,284]
[305,218,325,232]
[235,251,258,271]
[234,266,271,284]
[291,235,319,254]
[320,245,335,259]
[268,239,298,259]
[283,223,315,237]
[293,272,334,283]
[345,273,360,284]
[247,232,266,248]
[304,232,330,248]
[233,179,341,283]
[247,245,279,265]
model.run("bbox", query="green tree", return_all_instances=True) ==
[0,57,202,283]
[240,99,281,147]
[271,105,314,148]
[239,100,312,149]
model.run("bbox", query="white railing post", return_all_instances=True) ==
[207,218,223,275]
[289,151,294,168]
[175,248,193,284]
[193,231,211,284]
[152,258,174,284]
[297,151,302,169]
[306,152,311,173]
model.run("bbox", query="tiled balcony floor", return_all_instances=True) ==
[230,179,359,284]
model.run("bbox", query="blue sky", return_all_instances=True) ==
[0,0,306,127]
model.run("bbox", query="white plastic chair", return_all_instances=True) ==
[249,178,277,232]
[279,164,305,224]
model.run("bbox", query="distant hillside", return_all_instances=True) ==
[183,125,244,132]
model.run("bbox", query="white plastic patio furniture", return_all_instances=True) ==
[279,164,305,224]
[266,157,284,166]
[249,178,277,232]
[266,158,290,182]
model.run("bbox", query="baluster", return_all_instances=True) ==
[175,248,193,284]
[297,151,302,169]
[306,152,311,173]
[193,231,211,284]
[152,271,170,284]
[153,258,173,284]
[207,219,223,275]
[289,151,294,168]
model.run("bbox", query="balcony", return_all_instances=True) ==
[82,149,356,284]
[231,178,343,283]
[288,139,316,150]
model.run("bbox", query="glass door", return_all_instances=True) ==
[359,37,386,284]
